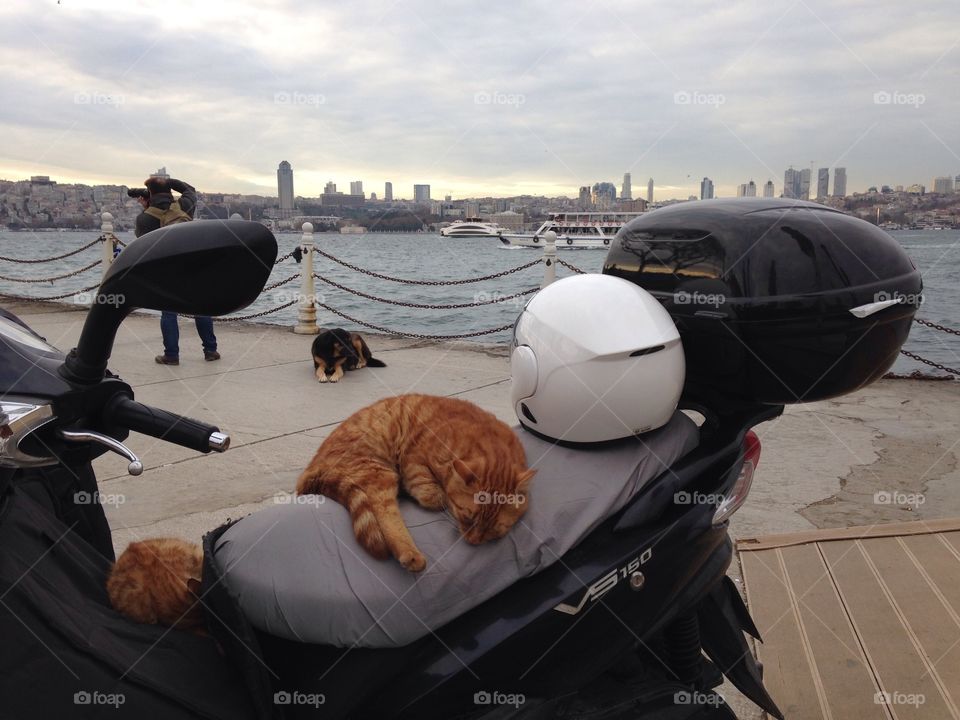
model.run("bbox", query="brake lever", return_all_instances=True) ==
[59,429,143,476]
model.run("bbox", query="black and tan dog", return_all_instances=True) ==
[311,328,386,383]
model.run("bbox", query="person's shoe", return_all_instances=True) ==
[204,351,221,361]
[155,355,179,366]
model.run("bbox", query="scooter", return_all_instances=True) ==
[0,204,917,719]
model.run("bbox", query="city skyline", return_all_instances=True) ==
[1,1,958,202]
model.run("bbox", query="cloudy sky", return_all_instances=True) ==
[1,0,957,200]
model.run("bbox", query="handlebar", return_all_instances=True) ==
[104,395,230,454]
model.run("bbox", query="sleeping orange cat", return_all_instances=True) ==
[296,393,535,572]
[107,537,206,635]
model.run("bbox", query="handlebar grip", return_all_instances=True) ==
[104,396,229,453]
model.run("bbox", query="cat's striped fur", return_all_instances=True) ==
[296,394,535,572]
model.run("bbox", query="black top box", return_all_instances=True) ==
[603,199,921,406]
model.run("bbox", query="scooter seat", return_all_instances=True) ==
[212,411,699,648]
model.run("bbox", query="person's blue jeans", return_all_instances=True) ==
[160,311,217,358]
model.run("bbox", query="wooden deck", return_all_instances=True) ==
[738,519,960,720]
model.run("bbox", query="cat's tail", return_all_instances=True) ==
[342,483,389,559]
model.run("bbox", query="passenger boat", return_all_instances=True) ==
[439,218,504,237]
[499,211,646,249]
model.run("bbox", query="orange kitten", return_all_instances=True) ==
[296,394,535,572]
[107,538,206,634]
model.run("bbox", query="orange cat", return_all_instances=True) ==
[107,538,206,635]
[296,394,535,572]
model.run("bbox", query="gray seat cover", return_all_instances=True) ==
[213,412,698,648]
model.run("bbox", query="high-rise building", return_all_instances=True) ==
[763,180,775,197]
[384,182,393,202]
[833,168,847,197]
[324,180,336,194]
[955,174,960,192]
[413,184,431,203]
[621,173,632,200]
[647,178,654,203]
[277,161,294,216]
[700,177,714,200]
[370,192,377,201]
[737,180,757,198]
[783,167,800,198]
[932,176,954,194]
[350,180,364,197]
[578,186,591,208]
[817,168,829,198]
[592,182,617,209]
[799,168,811,200]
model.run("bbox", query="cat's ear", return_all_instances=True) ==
[516,467,537,492]
[187,577,202,597]
[452,457,478,486]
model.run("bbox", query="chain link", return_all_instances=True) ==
[312,247,541,285]
[213,299,301,322]
[0,282,102,303]
[0,236,103,264]
[0,258,102,283]
[914,317,960,337]
[274,250,296,265]
[315,301,513,339]
[262,273,299,292]
[555,258,588,274]
[899,349,959,376]
[312,273,537,309]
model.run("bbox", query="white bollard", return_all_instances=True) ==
[293,222,319,334]
[541,231,557,288]
[100,212,115,281]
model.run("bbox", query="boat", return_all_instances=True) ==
[339,225,367,234]
[439,218,504,237]
[499,211,646,249]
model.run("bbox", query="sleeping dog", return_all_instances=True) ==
[311,328,386,383]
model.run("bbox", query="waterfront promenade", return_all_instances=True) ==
[10,300,958,557]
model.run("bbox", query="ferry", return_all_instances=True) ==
[499,211,645,249]
[439,218,504,237]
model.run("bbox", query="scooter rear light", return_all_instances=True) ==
[711,430,761,527]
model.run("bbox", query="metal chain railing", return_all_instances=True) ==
[0,282,102,303]
[263,273,299,292]
[315,301,514,339]
[914,317,960,337]
[312,273,537,310]
[0,236,103,264]
[274,249,296,265]
[556,258,588,274]
[899,349,959,377]
[216,299,301,323]
[313,247,541,286]
[0,258,102,283]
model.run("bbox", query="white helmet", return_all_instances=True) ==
[511,274,685,443]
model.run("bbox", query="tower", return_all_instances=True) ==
[277,161,294,216]
[763,180,775,198]
[817,168,829,198]
[700,177,714,200]
[833,168,847,197]
[621,173,632,200]
[646,178,654,203]
[385,181,393,202]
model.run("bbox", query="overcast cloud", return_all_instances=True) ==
[0,0,957,199]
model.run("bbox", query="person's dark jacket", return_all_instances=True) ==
[134,179,197,238]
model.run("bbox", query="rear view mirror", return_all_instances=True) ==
[62,221,278,383]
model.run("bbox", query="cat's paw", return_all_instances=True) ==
[410,484,445,510]
[398,550,426,572]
